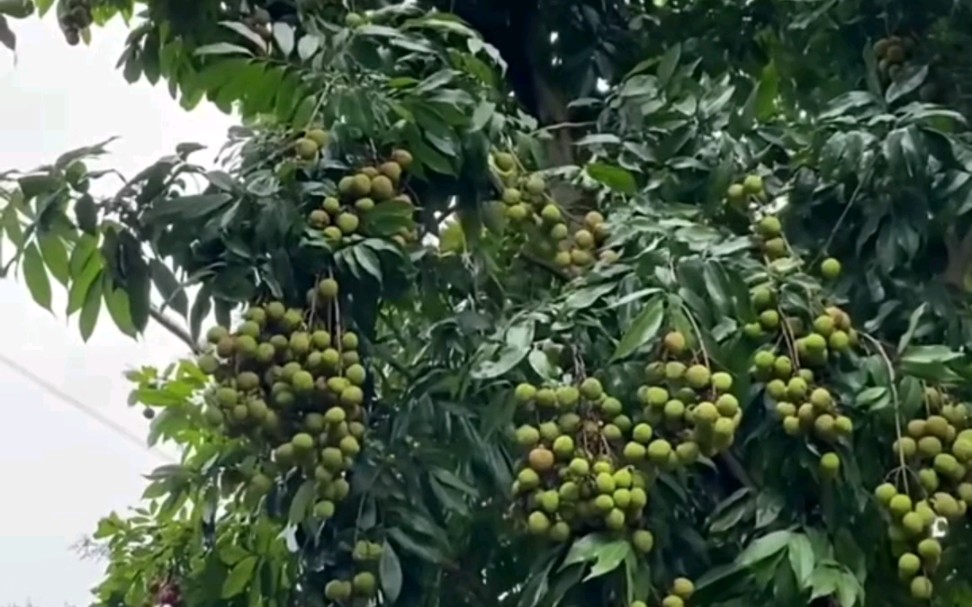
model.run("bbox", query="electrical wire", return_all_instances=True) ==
[0,352,176,463]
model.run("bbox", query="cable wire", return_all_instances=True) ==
[0,352,176,463]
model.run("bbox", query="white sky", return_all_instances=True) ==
[0,15,233,607]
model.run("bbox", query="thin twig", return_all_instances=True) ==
[150,306,199,354]
[861,331,908,490]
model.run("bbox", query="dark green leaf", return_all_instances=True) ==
[79,277,102,341]
[288,480,315,524]
[143,194,233,224]
[379,541,403,603]
[739,530,792,568]
[22,242,52,311]
[586,163,636,195]
[612,296,665,360]
[583,540,631,581]
[150,260,188,317]
[37,232,69,286]
[886,65,928,105]
[788,533,814,588]
[221,555,258,599]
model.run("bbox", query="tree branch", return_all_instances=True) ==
[149,306,200,354]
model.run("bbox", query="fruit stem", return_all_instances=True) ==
[861,331,908,488]
[678,303,709,369]
[149,306,201,354]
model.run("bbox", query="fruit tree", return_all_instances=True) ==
[4,0,972,606]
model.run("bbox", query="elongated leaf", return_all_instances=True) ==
[288,480,315,524]
[788,533,815,588]
[222,555,258,598]
[143,193,233,224]
[612,296,665,360]
[886,65,928,105]
[586,163,636,195]
[22,242,52,310]
[38,233,69,285]
[379,541,403,603]
[583,540,631,581]
[738,530,792,567]
[79,277,102,341]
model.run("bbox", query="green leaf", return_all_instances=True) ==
[22,242,52,311]
[363,200,415,237]
[897,302,928,354]
[586,163,636,195]
[272,22,294,56]
[143,193,234,224]
[222,555,258,599]
[886,65,928,105]
[79,277,102,342]
[38,233,69,285]
[74,194,98,234]
[195,42,254,57]
[656,43,681,87]
[288,480,315,524]
[611,296,665,360]
[562,533,612,568]
[103,279,137,337]
[35,0,54,17]
[738,530,792,568]
[788,533,815,588]
[583,540,631,581]
[379,541,403,603]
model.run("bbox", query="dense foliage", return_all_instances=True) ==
[5,0,972,606]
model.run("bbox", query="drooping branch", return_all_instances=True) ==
[149,306,200,354]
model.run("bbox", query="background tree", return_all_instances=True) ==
[3,1,972,606]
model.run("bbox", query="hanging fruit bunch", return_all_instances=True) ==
[871,384,972,601]
[195,276,368,519]
[874,35,913,84]
[638,331,742,462]
[736,174,862,476]
[509,375,655,551]
[306,148,417,246]
[491,151,616,273]
[631,577,696,607]
[321,539,384,604]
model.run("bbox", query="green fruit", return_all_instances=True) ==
[676,441,700,464]
[595,472,616,494]
[889,494,913,518]
[820,257,841,279]
[515,383,537,404]
[819,452,840,477]
[526,175,546,194]
[540,204,562,223]
[910,576,933,600]
[664,331,687,354]
[716,394,739,417]
[632,529,654,553]
[529,448,555,472]
[623,441,647,461]
[647,439,672,463]
[568,458,590,477]
[665,361,686,380]
[743,174,764,195]
[917,538,942,562]
[693,402,718,425]
[549,521,571,542]
[685,364,711,389]
[527,511,551,535]
[516,425,540,448]
[727,183,745,203]
[711,372,733,392]
[580,377,603,400]
[874,483,897,504]
[295,137,319,159]
[898,552,921,578]
[754,350,775,369]
[643,386,669,407]
[556,386,580,408]
[313,500,336,519]
[517,468,540,491]
[198,354,220,375]
[552,435,575,458]
[352,572,376,596]
[757,215,781,238]
[632,423,653,444]
[605,508,626,530]
[672,578,695,600]
[664,399,686,420]
[324,580,351,601]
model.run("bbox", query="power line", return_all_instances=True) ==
[0,352,176,463]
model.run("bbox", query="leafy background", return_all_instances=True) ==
[3,0,972,606]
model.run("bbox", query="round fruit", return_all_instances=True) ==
[910,576,932,600]
[528,511,550,535]
[743,174,764,195]
[898,553,921,577]
[632,529,654,553]
[664,331,687,354]
[580,378,603,400]
[820,257,841,279]
[295,137,319,159]
[529,448,555,472]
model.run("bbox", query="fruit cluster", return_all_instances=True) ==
[306,149,416,246]
[638,331,742,462]
[725,174,766,208]
[874,35,912,83]
[631,577,695,607]
[196,277,368,518]
[510,377,655,548]
[871,386,972,600]
[322,540,382,602]
[492,151,617,272]
[58,0,93,45]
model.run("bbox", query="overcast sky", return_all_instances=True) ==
[0,15,233,606]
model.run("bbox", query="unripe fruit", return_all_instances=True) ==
[910,576,932,600]
[529,448,555,472]
[743,174,764,195]
[580,378,603,400]
[664,331,686,354]
[757,215,781,238]
[631,529,654,553]
[527,511,550,535]
[898,553,921,577]
[889,494,912,518]
[820,257,841,279]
